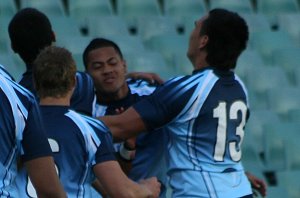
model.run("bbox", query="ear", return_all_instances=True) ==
[51,31,56,42]
[199,35,209,49]
[123,60,127,74]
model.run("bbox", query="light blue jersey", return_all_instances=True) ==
[15,106,116,198]
[134,67,252,197]
[94,79,169,198]
[0,66,52,197]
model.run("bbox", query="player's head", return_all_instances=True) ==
[187,8,248,71]
[8,8,55,65]
[33,46,76,99]
[83,38,128,99]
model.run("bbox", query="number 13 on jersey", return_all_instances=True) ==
[213,101,247,162]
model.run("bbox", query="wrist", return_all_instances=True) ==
[119,142,136,161]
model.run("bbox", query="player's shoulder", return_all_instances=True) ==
[75,71,94,85]
[0,71,36,103]
[76,71,92,79]
[66,110,109,133]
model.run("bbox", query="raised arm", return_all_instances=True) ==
[25,156,66,198]
[99,107,147,140]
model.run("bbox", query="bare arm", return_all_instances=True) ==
[245,171,267,197]
[25,156,66,198]
[93,161,160,198]
[99,107,147,140]
[92,179,108,197]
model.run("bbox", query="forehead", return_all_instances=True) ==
[196,14,208,26]
[88,46,120,60]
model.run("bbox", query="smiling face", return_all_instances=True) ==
[85,46,128,99]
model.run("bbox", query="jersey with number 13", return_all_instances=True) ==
[133,67,251,197]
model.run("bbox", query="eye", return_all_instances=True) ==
[108,58,118,66]
[92,63,103,69]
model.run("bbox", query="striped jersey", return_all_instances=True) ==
[16,106,116,198]
[0,65,52,197]
[133,67,252,197]
[94,79,169,198]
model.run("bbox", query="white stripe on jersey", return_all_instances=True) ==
[65,110,101,158]
[0,75,26,142]
[0,75,27,188]
[202,171,217,198]
[80,113,109,133]
[234,74,249,108]
[65,110,101,198]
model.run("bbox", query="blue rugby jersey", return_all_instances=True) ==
[133,67,252,197]
[16,106,116,198]
[0,68,52,197]
[19,69,96,116]
[0,64,15,81]
[94,79,169,198]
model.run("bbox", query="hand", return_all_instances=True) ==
[246,172,267,197]
[124,137,136,150]
[127,72,164,85]
[139,177,161,198]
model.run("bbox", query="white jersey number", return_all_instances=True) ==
[27,138,59,197]
[213,101,247,162]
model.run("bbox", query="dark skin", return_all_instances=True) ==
[246,172,267,197]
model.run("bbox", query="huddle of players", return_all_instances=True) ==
[0,7,267,198]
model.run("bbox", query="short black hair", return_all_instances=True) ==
[8,8,55,65]
[200,8,249,70]
[83,38,123,69]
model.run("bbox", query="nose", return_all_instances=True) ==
[102,64,113,74]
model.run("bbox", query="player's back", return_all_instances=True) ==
[41,106,95,196]
[133,67,252,197]
[168,68,250,197]
[16,106,111,197]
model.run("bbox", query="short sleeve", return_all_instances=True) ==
[21,100,52,162]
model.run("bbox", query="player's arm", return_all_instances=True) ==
[99,107,146,140]
[93,160,160,198]
[92,179,108,197]
[245,171,267,197]
[24,156,66,198]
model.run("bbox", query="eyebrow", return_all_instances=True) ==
[92,57,117,65]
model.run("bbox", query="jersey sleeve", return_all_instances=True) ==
[82,116,116,165]
[133,76,199,130]
[21,99,52,162]
[94,131,116,164]
[71,72,96,116]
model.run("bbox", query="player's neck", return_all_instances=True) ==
[39,95,71,106]
[191,51,209,70]
[97,85,129,104]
